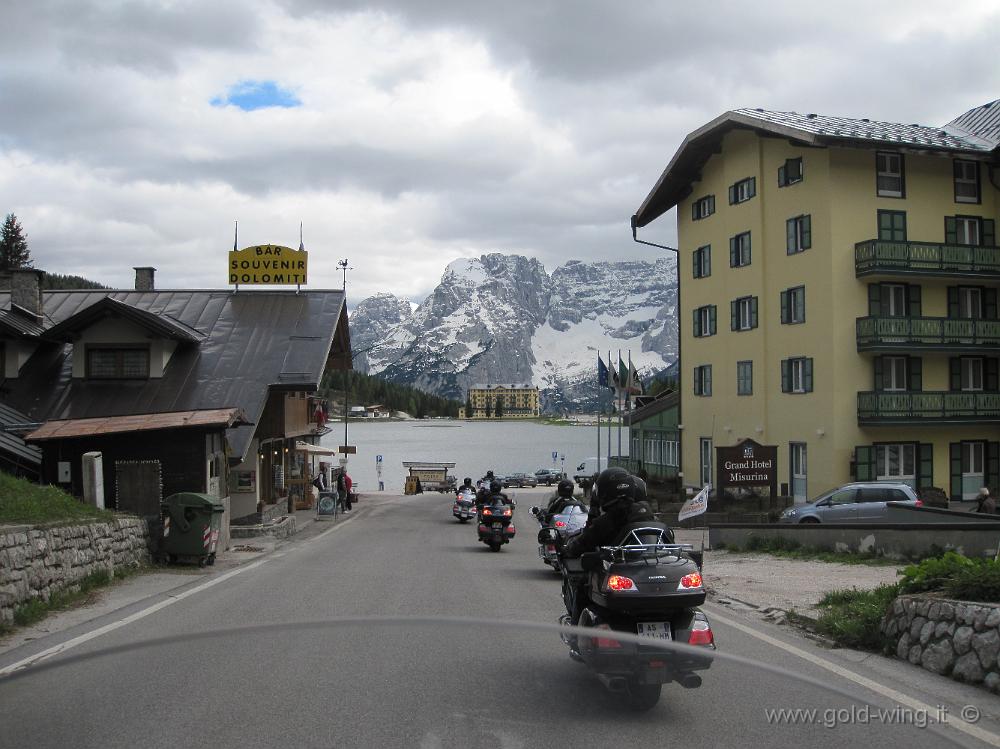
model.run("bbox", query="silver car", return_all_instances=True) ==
[778,482,922,523]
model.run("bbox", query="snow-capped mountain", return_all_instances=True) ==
[349,253,678,411]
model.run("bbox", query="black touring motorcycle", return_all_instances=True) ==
[545,524,715,711]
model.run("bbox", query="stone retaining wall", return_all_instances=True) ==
[881,594,1000,693]
[0,518,151,625]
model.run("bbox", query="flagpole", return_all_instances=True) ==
[617,349,623,465]
[607,349,612,465]
[597,355,602,474]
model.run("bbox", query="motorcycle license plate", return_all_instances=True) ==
[637,622,672,640]
[492,522,502,529]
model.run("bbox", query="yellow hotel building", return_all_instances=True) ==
[463,384,540,419]
[633,102,1000,503]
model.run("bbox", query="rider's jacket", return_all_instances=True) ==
[562,501,663,558]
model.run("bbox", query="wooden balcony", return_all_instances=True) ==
[857,390,1000,424]
[856,316,1000,352]
[855,240,1000,278]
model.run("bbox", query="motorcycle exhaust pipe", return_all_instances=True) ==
[678,673,702,689]
[596,674,627,693]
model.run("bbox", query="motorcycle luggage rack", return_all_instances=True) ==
[599,541,695,564]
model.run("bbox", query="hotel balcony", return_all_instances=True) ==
[856,316,1000,353]
[857,390,1000,425]
[855,240,1000,279]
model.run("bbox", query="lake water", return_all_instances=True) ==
[319,419,629,492]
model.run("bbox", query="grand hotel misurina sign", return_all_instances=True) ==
[716,438,778,497]
[229,244,308,285]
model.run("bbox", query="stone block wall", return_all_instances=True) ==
[0,518,151,625]
[881,594,1000,694]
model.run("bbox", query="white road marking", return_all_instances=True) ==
[707,607,1000,747]
[0,559,269,677]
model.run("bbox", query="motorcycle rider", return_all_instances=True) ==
[583,466,628,527]
[543,478,579,523]
[457,477,475,498]
[560,469,670,656]
[476,470,496,501]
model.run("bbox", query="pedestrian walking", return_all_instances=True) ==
[975,487,996,514]
[336,471,349,513]
[344,472,354,511]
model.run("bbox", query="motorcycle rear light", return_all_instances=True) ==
[648,660,666,668]
[678,572,703,590]
[554,520,566,528]
[688,619,714,646]
[502,509,512,517]
[606,575,637,592]
[478,525,487,532]
[546,544,556,552]
[483,509,492,516]
[592,624,623,650]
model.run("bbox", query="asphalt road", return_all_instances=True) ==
[1,490,998,749]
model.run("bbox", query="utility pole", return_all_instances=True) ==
[338,259,353,462]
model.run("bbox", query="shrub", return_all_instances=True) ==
[814,584,900,650]
[942,562,1000,603]
[897,551,979,594]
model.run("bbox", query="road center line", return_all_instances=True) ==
[0,559,269,678]
[706,607,1000,747]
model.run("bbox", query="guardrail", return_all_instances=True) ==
[855,239,1000,277]
[857,390,1000,423]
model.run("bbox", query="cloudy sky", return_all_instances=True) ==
[2,1,999,304]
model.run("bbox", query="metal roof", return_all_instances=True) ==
[43,296,205,343]
[1,288,350,461]
[0,306,45,338]
[623,389,678,426]
[0,403,42,467]
[25,408,246,441]
[634,103,1000,228]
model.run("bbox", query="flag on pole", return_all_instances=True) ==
[598,356,610,389]
[629,360,644,396]
[678,485,710,522]
[618,356,629,393]
[610,359,621,391]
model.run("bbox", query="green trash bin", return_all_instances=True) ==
[160,492,225,567]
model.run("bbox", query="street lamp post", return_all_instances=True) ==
[338,259,352,464]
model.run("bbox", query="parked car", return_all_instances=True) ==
[533,468,564,486]
[504,472,539,488]
[778,482,922,524]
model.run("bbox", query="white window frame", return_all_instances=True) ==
[733,178,755,203]
[736,297,754,331]
[876,151,904,197]
[693,245,710,278]
[885,284,907,317]
[732,232,751,267]
[876,444,916,483]
[883,356,908,392]
[788,287,805,324]
[954,160,979,204]
[955,216,981,246]
[696,306,713,337]
[700,438,713,488]
[961,357,984,391]
[692,195,715,220]
[737,360,753,396]
[791,358,808,393]
[958,287,983,319]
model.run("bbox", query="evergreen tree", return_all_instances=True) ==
[465,392,473,418]
[494,397,503,419]
[0,214,31,271]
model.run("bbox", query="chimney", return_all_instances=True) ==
[3,268,44,321]
[134,266,156,291]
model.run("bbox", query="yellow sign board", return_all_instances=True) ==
[229,245,308,285]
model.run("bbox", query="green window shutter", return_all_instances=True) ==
[855,446,874,482]
[778,164,786,186]
[705,366,712,396]
[780,290,789,324]
[730,237,737,266]
[948,287,959,318]
[796,289,805,322]
[708,195,715,214]
[781,359,790,393]
[802,215,811,249]
[804,358,813,392]
[949,357,961,391]
[878,211,891,239]
[731,300,738,331]
[751,297,758,328]
[908,357,922,391]
[691,249,699,277]
[945,216,958,244]
[985,219,996,247]
[985,288,998,320]
[987,442,1000,489]
[918,444,933,489]
[986,357,999,392]
[949,443,962,500]
[786,218,795,253]
[868,284,881,316]
[704,246,711,276]
[709,305,716,335]
[692,203,698,221]
[749,177,756,198]
[728,185,736,205]
[693,308,700,337]
[874,356,884,391]
[908,285,921,317]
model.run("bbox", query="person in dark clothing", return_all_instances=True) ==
[544,479,578,523]
[584,466,629,527]
[476,471,497,505]
[976,487,997,514]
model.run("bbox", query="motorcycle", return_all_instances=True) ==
[530,501,588,572]
[477,496,516,551]
[545,525,715,711]
[452,488,477,523]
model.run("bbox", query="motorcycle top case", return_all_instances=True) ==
[589,552,706,612]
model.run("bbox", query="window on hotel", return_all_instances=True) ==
[954,160,980,204]
[693,245,711,278]
[950,357,999,392]
[728,177,756,205]
[946,215,995,247]
[778,157,803,187]
[786,214,812,254]
[781,357,813,393]
[691,195,715,220]
[948,286,998,320]
[731,296,758,331]
[693,305,716,337]
[875,355,921,392]
[694,365,712,397]
[730,232,751,267]
[878,210,907,241]
[876,151,905,197]
[737,360,753,395]
[86,347,150,379]
[780,286,806,324]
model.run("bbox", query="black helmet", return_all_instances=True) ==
[490,479,502,494]
[557,478,574,498]
[486,470,495,479]
[463,477,472,487]
[599,473,640,512]
[592,467,629,508]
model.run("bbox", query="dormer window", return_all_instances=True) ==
[86,346,150,379]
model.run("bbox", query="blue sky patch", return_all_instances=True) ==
[210,80,301,111]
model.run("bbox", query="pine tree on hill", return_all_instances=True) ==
[0,214,31,271]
